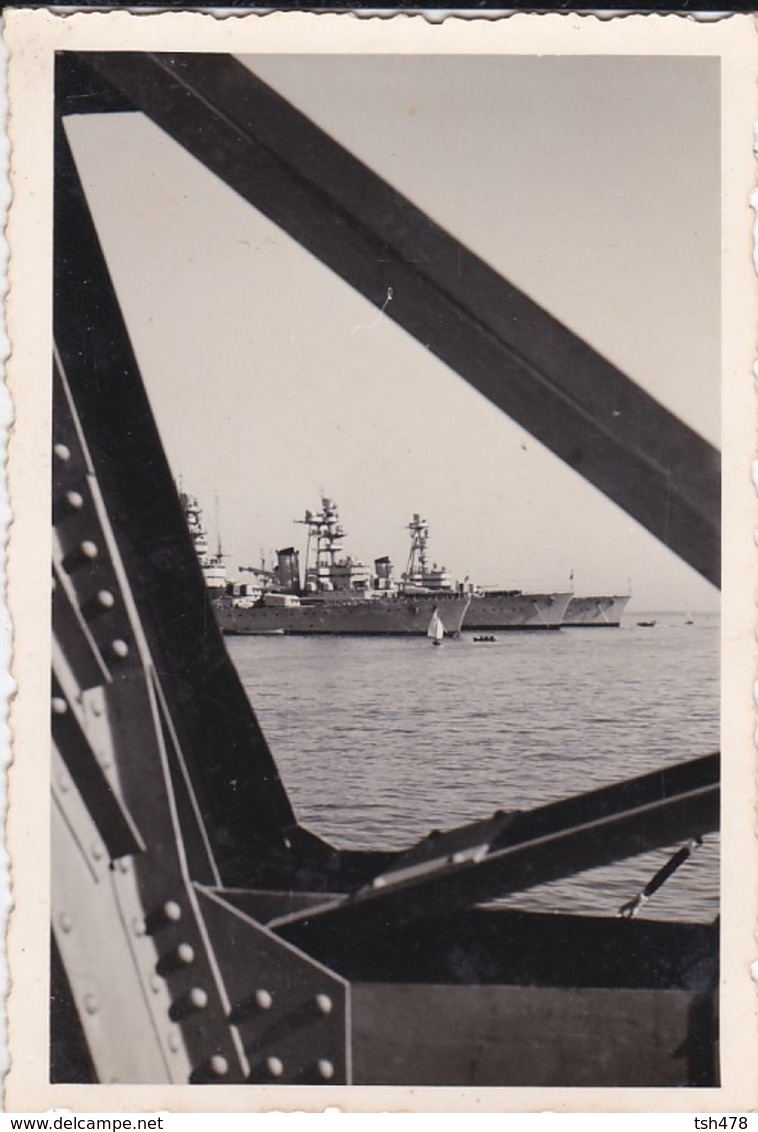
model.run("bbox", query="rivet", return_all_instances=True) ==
[83,993,99,1015]
[91,842,104,861]
[314,993,333,1015]
[187,987,208,1011]
[51,697,68,716]
[91,701,103,718]
[58,912,73,934]
[53,489,85,524]
[63,540,98,574]
[190,1054,231,1085]
[229,986,274,1025]
[266,1056,284,1079]
[116,858,130,874]
[54,443,71,462]
[157,942,195,977]
[132,916,145,937]
[169,986,208,1021]
[145,900,182,935]
[149,974,163,995]
[110,639,130,660]
[317,1059,335,1080]
[167,1030,181,1053]
[255,988,273,1011]
[82,589,117,622]
[58,773,70,793]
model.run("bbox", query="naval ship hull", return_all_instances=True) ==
[563,595,631,627]
[463,591,572,631]
[215,592,471,636]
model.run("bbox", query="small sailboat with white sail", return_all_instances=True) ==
[428,606,445,646]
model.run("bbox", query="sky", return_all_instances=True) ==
[65,54,721,611]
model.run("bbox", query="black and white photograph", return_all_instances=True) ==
[5,9,757,1113]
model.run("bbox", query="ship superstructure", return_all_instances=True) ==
[299,498,372,595]
[180,490,227,594]
[402,513,454,592]
[400,512,572,630]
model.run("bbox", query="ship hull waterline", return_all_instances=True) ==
[215,593,471,636]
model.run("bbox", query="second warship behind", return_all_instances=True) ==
[401,514,572,631]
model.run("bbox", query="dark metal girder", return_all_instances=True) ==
[270,753,719,949]
[70,51,719,585]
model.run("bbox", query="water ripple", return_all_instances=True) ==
[228,617,720,920]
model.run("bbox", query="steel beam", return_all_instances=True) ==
[68,51,719,585]
[270,753,719,949]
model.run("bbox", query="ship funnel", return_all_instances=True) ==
[276,547,301,594]
[374,556,393,591]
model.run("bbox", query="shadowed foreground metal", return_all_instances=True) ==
[51,52,720,1087]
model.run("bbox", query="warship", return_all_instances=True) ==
[199,497,471,637]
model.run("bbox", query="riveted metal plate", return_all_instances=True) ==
[52,784,178,1083]
[195,886,350,1085]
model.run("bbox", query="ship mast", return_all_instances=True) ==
[405,513,430,582]
[297,497,346,590]
[214,490,225,562]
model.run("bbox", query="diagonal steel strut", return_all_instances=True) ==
[269,752,719,949]
[69,51,720,586]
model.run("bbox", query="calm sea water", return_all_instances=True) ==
[227,613,719,923]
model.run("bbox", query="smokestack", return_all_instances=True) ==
[276,547,301,594]
[374,556,393,590]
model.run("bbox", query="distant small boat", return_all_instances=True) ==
[428,607,445,646]
[637,620,656,628]
[684,611,695,625]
